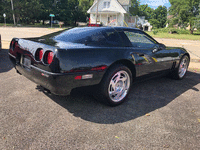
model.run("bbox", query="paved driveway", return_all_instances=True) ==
[0,48,200,149]
[0,27,200,149]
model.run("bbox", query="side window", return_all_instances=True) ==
[84,31,107,45]
[90,32,106,43]
[124,31,156,48]
[104,31,122,46]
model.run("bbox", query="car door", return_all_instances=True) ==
[122,29,173,76]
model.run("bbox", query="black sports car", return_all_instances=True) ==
[8,27,190,106]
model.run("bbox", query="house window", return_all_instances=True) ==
[103,2,107,8]
[103,2,110,8]
[107,2,110,8]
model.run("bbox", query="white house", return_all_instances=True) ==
[87,0,152,31]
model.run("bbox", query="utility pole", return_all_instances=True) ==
[3,13,6,26]
[95,0,99,25]
[11,0,16,26]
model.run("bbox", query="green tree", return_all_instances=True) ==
[195,15,200,30]
[149,19,160,28]
[0,0,13,23]
[129,0,140,16]
[150,6,167,28]
[139,4,154,20]
[39,0,55,25]
[169,0,200,34]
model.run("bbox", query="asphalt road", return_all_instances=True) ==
[0,48,200,149]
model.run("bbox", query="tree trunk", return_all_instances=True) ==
[190,29,193,34]
[189,22,193,34]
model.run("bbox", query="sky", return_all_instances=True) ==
[140,0,171,9]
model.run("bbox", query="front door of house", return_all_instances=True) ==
[108,15,117,26]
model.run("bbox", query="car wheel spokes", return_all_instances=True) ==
[108,70,130,102]
[179,57,188,78]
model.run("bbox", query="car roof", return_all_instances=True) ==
[73,26,141,32]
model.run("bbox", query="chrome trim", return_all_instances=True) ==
[8,53,16,59]
[30,65,62,76]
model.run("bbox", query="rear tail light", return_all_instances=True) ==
[39,49,43,61]
[35,49,43,61]
[43,51,54,64]
[47,52,54,64]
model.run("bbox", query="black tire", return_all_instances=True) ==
[95,64,133,106]
[170,55,189,80]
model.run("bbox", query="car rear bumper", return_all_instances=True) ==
[9,55,104,95]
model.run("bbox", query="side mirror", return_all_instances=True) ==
[158,43,166,50]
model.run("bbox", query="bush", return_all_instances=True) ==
[152,28,191,34]
[153,30,158,35]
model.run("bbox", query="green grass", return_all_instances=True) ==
[146,31,200,40]
[0,23,14,27]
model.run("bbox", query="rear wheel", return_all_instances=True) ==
[96,64,132,106]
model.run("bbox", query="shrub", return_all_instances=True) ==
[152,28,191,34]
[153,30,158,35]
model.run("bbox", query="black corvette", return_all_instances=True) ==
[8,27,190,106]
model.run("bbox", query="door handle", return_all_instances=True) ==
[138,53,144,57]
[152,48,158,53]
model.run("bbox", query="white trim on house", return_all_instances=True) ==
[87,0,152,30]
[87,0,127,14]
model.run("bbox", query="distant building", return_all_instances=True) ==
[87,0,152,31]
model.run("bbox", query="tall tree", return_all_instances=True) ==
[39,0,55,25]
[169,0,200,34]
[0,0,13,23]
[195,15,200,30]
[129,0,140,16]
[150,6,167,28]
[139,4,154,20]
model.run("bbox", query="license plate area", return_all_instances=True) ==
[21,55,31,69]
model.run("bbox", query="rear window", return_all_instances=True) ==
[54,28,106,44]
[54,27,123,46]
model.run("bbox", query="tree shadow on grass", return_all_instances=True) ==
[36,71,200,124]
[0,49,13,73]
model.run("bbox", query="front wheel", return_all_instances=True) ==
[170,55,189,80]
[97,64,133,106]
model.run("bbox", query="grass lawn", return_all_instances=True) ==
[146,31,200,40]
[0,23,14,27]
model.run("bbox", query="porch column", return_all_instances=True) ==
[116,14,118,26]
[107,14,108,25]
[100,14,101,23]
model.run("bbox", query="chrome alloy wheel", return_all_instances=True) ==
[179,56,189,78]
[108,70,130,102]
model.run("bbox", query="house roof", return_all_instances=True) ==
[94,0,130,5]
[117,0,130,5]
